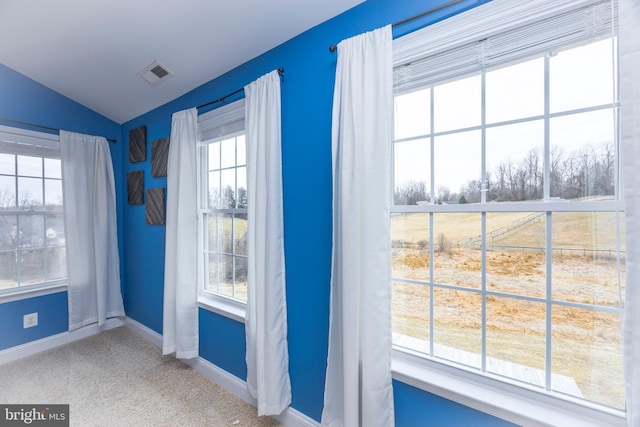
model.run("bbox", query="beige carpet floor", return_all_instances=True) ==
[0,327,280,427]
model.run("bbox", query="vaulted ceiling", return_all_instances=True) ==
[0,0,364,124]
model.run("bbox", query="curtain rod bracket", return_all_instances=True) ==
[278,67,285,82]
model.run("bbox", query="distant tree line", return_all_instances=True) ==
[209,186,248,209]
[395,142,615,205]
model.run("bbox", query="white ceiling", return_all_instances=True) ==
[0,0,364,124]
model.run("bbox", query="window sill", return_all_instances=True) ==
[198,292,246,323]
[0,283,67,304]
[391,347,626,427]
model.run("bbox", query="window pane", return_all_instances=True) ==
[433,288,481,368]
[220,169,236,208]
[552,212,624,307]
[236,135,246,166]
[0,154,15,175]
[434,130,481,203]
[208,141,220,171]
[236,167,247,208]
[0,216,17,250]
[234,213,247,256]
[394,138,430,205]
[486,212,546,298]
[17,156,42,177]
[392,281,430,352]
[217,213,233,255]
[220,138,236,169]
[20,248,45,285]
[486,57,544,124]
[0,252,17,289]
[207,213,220,252]
[45,179,63,210]
[44,158,61,179]
[550,39,615,113]
[486,121,544,202]
[18,177,43,208]
[234,256,247,301]
[0,175,16,209]
[550,110,615,200]
[552,306,623,408]
[217,254,234,298]
[391,213,429,282]
[46,247,66,281]
[395,88,430,139]
[208,171,220,209]
[434,75,480,133]
[486,296,546,386]
[206,253,220,294]
[45,216,65,248]
[433,213,481,289]
[20,215,44,249]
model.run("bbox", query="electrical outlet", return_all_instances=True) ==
[23,312,38,329]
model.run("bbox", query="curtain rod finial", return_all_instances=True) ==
[329,44,337,53]
[277,67,285,82]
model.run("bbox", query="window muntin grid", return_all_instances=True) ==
[200,133,248,302]
[0,154,66,291]
[391,38,624,409]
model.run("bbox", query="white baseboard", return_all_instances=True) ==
[183,356,257,407]
[123,316,163,348]
[123,316,319,427]
[273,405,321,427]
[0,317,124,365]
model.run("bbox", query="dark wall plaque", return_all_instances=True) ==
[127,171,144,205]
[146,188,165,225]
[151,137,170,177]
[129,125,147,162]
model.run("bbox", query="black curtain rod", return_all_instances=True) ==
[0,117,117,143]
[328,0,467,52]
[196,67,285,110]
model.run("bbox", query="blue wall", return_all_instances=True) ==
[199,309,247,380]
[393,381,516,427]
[0,292,68,351]
[0,64,122,350]
[120,0,510,424]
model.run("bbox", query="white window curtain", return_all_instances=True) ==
[60,130,124,331]
[321,26,394,427]
[162,108,199,359]
[244,70,291,416]
[621,0,640,425]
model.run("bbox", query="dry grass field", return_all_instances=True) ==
[391,211,625,409]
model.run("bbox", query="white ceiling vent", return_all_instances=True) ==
[137,61,174,86]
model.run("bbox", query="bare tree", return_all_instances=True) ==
[549,145,564,197]
[0,188,15,209]
[395,180,428,205]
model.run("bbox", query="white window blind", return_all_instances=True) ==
[197,99,245,142]
[393,0,616,94]
[0,124,59,158]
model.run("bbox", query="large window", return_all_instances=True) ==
[0,126,66,293]
[197,100,248,305]
[391,0,624,413]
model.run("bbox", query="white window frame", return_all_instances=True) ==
[0,125,67,303]
[390,1,626,426]
[196,99,247,322]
